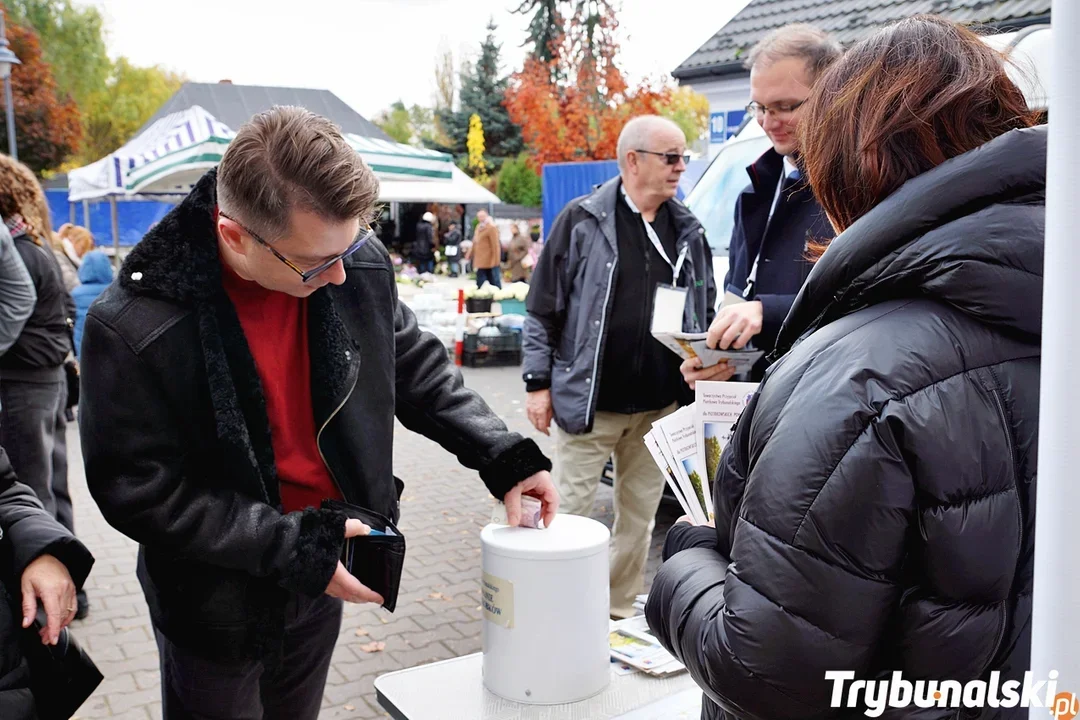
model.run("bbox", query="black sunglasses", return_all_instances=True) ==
[634,149,691,166]
[219,212,374,283]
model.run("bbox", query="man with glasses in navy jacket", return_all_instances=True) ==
[684,24,842,386]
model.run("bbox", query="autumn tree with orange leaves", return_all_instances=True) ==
[505,1,673,168]
[0,9,81,174]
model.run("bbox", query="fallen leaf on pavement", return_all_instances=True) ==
[429,592,445,600]
[354,628,368,637]
[344,705,355,711]
[359,641,386,653]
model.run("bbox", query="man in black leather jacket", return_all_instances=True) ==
[78,107,556,719]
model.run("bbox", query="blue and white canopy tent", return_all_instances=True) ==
[66,105,500,258]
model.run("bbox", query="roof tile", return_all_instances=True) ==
[674,0,1051,77]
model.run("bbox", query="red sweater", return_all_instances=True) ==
[222,263,342,513]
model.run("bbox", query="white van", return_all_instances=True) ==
[686,25,1053,287]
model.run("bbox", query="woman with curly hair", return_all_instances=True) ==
[0,155,84,617]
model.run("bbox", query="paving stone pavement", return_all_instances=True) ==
[66,362,682,719]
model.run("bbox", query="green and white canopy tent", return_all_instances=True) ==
[66,105,500,255]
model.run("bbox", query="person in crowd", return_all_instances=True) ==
[412,211,436,274]
[524,114,715,619]
[0,442,94,719]
[506,222,534,283]
[443,221,463,277]
[652,16,1044,719]
[71,249,113,357]
[0,157,82,617]
[0,223,36,356]
[57,224,95,261]
[467,209,502,288]
[78,106,556,720]
[52,224,94,293]
[690,24,841,385]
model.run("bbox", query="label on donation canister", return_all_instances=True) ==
[482,571,515,629]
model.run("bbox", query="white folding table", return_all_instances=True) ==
[375,653,703,720]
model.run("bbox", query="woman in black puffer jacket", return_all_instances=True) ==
[0,443,94,720]
[647,16,1044,720]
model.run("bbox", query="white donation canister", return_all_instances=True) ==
[480,513,611,705]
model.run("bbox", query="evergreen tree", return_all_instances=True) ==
[437,19,523,159]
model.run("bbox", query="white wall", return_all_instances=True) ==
[682,74,753,158]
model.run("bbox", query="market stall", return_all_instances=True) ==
[64,105,501,259]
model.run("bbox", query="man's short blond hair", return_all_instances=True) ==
[216,105,379,241]
[746,24,843,82]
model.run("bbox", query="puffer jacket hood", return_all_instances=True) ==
[775,125,1046,359]
[77,250,114,286]
[646,125,1046,720]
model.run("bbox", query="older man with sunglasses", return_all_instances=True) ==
[523,115,716,619]
[78,106,556,720]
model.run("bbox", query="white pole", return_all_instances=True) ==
[1029,1,1080,714]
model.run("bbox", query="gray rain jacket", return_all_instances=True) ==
[523,177,716,435]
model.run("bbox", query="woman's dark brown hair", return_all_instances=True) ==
[798,15,1040,251]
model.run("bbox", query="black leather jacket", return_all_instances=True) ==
[79,169,550,663]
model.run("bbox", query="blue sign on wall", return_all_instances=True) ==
[726,109,747,138]
[709,112,727,143]
[710,109,749,143]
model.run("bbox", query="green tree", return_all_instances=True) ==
[408,104,437,147]
[514,0,615,77]
[513,0,561,63]
[374,101,441,147]
[0,14,81,174]
[497,154,541,206]
[373,101,413,144]
[4,0,110,110]
[437,19,522,159]
[77,59,185,165]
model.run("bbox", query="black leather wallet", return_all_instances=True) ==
[23,607,104,720]
[322,499,406,613]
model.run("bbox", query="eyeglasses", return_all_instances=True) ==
[219,212,374,283]
[746,100,806,119]
[634,149,691,166]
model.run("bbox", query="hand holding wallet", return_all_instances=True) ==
[322,499,406,613]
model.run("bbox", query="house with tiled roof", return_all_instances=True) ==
[678,0,1052,153]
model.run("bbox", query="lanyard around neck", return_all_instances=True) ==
[620,187,687,287]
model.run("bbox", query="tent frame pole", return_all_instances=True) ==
[1029,1,1080,712]
[109,196,120,269]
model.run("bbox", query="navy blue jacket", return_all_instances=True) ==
[724,149,833,377]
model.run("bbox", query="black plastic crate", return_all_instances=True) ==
[462,348,522,368]
[463,332,522,354]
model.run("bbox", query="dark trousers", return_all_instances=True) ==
[0,378,72,532]
[416,259,435,274]
[476,267,502,289]
[155,593,343,720]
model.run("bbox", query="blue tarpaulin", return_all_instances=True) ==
[45,190,175,247]
[541,161,620,242]
[540,159,706,242]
